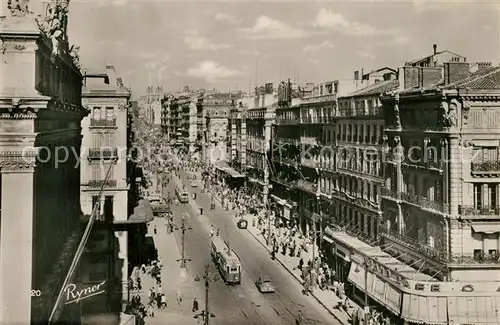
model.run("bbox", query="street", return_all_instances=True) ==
[161,169,339,325]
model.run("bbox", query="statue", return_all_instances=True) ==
[69,45,80,67]
[7,0,31,16]
[440,100,458,127]
[51,29,62,57]
[393,95,401,129]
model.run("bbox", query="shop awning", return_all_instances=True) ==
[401,294,448,325]
[270,194,293,209]
[471,223,500,234]
[348,262,402,315]
[114,199,153,224]
[214,160,245,178]
[447,295,500,324]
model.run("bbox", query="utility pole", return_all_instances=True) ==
[176,214,192,268]
[196,264,218,325]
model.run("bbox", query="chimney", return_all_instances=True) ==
[106,65,117,86]
[354,70,359,80]
[433,44,437,55]
[444,62,471,85]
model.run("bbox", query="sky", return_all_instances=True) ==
[68,0,500,98]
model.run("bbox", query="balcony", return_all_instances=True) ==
[90,118,117,128]
[301,94,337,104]
[471,160,500,174]
[451,252,500,265]
[271,176,298,188]
[276,118,299,125]
[300,117,321,124]
[380,228,447,263]
[459,205,500,218]
[88,180,117,188]
[380,187,399,200]
[88,148,118,159]
[400,191,449,214]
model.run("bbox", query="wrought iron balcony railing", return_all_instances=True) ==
[380,228,447,262]
[451,253,500,265]
[399,191,449,213]
[88,180,117,188]
[471,160,500,173]
[380,187,400,200]
[459,205,500,217]
[271,176,298,188]
[90,118,117,127]
[88,148,118,159]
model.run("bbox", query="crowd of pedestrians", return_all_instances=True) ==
[168,150,396,325]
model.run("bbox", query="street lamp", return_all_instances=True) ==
[194,264,218,325]
[176,214,192,268]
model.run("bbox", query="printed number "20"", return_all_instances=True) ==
[31,290,41,297]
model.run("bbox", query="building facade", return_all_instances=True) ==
[80,65,132,311]
[376,62,500,324]
[244,85,276,203]
[140,86,163,128]
[203,93,237,164]
[0,2,88,323]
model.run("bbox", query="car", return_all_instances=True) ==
[190,180,198,187]
[255,277,275,293]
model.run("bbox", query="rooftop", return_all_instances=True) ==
[343,79,399,98]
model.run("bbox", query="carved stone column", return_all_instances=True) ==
[448,136,460,216]
[394,136,404,234]
[0,147,37,324]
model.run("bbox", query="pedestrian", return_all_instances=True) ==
[147,304,154,318]
[176,290,182,304]
[192,297,199,312]
[154,225,157,235]
[136,277,142,291]
[161,293,167,309]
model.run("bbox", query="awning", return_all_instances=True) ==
[348,262,402,315]
[447,295,500,324]
[471,223,500,234]
[401,294,448,324]
[322,236,334,244]
[270,194,293,209]
[214,160,245,178]
[114,199,153,224]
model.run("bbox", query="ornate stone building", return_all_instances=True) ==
[0,1,87,323]
[379,62,500,324]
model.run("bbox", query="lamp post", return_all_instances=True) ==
[195,264,218,325]
[176,214,192,268]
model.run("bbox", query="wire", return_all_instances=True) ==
[48,159,115,323]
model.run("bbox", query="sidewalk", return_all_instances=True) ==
[132,218,200,325]
[206,184,358,325]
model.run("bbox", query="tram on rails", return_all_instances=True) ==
[211,237,241,285]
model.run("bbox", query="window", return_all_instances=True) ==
[91,162,115,181]
[473,183,482,210]
[93,107,101,119]
[105,107,114,120]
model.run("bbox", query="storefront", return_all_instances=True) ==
[323,227,353,283]
[270,194,295,227]
[345,237,500,324]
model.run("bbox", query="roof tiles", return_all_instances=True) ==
[345,79,399,97]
